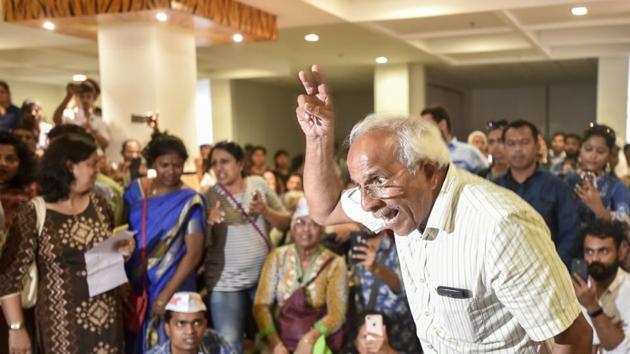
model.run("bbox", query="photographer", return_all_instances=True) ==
[53,79,110,149]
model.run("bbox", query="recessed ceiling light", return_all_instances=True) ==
[571,6,588,16]
[72,74,87,82]
[304,33,319,42]
[375,56,388,64]
[42,21,55,31]
[156,12,168,22]
[232,33,244,42]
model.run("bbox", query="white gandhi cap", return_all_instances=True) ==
[165,292,207,313]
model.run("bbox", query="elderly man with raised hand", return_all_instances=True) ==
[148,292,235,354]
[295,65,592,353]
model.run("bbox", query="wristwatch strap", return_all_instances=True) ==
[588,307,604,318]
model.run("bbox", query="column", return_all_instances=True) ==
[98,23,199,166]
[597,56,630,143]
[209,79,235,142]
[374,63,426,116]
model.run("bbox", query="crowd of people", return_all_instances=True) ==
[0,69,628,354]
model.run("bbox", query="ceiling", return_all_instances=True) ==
[0,0,626,90]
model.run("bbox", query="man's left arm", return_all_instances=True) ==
[572,275,629,352]
[552,314,593,354]
[555,181,581,267]
[487,211,592,353]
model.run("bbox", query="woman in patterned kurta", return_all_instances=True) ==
[0,133,132,354]
[253,198,348,354]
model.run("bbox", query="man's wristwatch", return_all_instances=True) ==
[588,307,604,318]
[8,322,24,330]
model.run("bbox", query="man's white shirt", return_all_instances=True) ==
[581,268,630,353]
[341,164,581,353]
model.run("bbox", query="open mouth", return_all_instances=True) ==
[375,208,400,225]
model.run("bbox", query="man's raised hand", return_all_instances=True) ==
[296,65,335,139]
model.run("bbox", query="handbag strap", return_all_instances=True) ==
[217,183,272,250]
[303,256,336,288]
[31,196,46,236]
[365,238,395,310]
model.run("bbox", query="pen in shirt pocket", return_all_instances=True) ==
[437,286,472,299]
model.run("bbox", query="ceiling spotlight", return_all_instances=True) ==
[232,33,244,42]
[571,6,588,16]
[375,56,388,64]
[156,12,168,22]
[72,74,87,82]
[42,21,55,31]
[304,33,319,42]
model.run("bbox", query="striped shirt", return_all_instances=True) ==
[341,164,581,353]
[205,176,286,291]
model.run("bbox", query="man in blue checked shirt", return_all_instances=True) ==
[420,105,487,173]
[496,120,581,267]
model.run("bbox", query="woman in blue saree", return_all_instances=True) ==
[124,133,207,353]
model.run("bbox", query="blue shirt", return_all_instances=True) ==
[147,329,235,354]
[0,104,19,132]
[448,138,486,173]
[495,167,580,266]
[564,172,630,225]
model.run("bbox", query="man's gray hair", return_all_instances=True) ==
[347,114,450,171]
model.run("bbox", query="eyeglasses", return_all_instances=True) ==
[486,120,508,132]
[293,218,320,229]
[347,172,405,204]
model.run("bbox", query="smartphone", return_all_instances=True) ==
[580,171,597,188]
[350,231,369,264]
[571,258,589,282]
[365,314,383,340]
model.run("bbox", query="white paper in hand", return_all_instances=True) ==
[84,229,135,297]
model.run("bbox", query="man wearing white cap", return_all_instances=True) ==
[148,292,235,354]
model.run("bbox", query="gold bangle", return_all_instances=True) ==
[156,299,166,306]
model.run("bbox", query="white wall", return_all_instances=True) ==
[6,80,65,123]
[597,57,630,143]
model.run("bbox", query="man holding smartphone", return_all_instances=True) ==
[572,220,630,353]
[296,65,592,353]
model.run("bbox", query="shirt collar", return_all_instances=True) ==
[423,163,459,237]
[447,137,458,149]
[604,268,627,294]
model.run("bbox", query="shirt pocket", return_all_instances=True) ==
[433,294,481,342]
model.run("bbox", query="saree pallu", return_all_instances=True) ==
[124,180,207,353]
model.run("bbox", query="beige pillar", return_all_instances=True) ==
[597,57,630,143]
[374,63,426,116]
[209,79,235,142]
[98,23,199,168]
